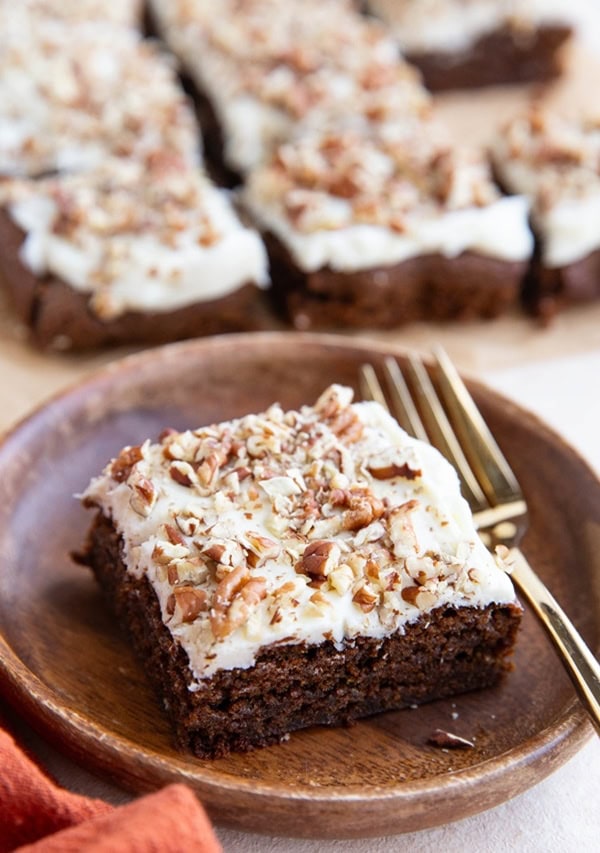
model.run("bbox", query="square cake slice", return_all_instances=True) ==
[491,109,600,319]
[0,17,200,179]
[147,0,429,181]
[243,126,533,329]
[80,385,522,758]
[0,158,269,349]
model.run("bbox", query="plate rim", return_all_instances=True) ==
[0,331,596,835]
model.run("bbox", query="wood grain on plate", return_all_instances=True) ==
[0,332,598,838]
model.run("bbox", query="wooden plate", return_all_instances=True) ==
[0,332,598,839]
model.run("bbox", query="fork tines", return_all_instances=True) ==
[359,349,527,534]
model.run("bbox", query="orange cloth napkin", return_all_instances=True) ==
[0,722,222,853]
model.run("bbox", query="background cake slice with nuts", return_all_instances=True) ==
[243,125,533,329]
[491,109,600,319]
[0,158,270,349]
[0,16,200,179]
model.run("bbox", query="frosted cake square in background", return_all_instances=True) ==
[243,126,533,329]
[367,0,572,91]
[147,0,430,180]
[492,110,600,318]
[0,18,200,179]
[0,159,269,349]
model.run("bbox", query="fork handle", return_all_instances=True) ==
[510,548,600,737]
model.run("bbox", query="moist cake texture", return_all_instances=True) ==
[492,109,600,316]
[81,385,522,757]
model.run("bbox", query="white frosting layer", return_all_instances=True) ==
[368,0,573,54]
[5,162,268,318]
[0,18,200,177]
[245,191,532,271]
[83,386,518,683]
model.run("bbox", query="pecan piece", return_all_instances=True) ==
[401,584,437,609]
[343,495,385,531]
[169,461,196,487]
[110,445,143,482]
[328,407,363,443]
[202,543,226,563]
[401,585,420,605]
[352,583,378,613]
[368,462,421,480]
[388,499,420,555]
[240,577,267,607]
[197,448,228,487]
[172,586,208,623]
[129,476,157,517]
[299,540,340,580]
[164,523,186,546]
[210,566,266,639]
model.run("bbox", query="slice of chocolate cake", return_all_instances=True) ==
[147,0,429,180]
[80,385,522,758]
[491,109,600,319]
[0,17,200,179]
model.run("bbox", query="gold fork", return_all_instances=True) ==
[360,347,600,737]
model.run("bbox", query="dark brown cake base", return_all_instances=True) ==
[264,232,527,330]
[0,209,274,349]
[405,24,572,91]
[81,512,522,759]
[524,248,600,323]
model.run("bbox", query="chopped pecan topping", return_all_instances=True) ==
[368,462,421,480]
[197,448,228,487]
[401,585,420,605]
[171,586,209,623]
[388,499,419,555]
[328,407,364,443]
[128,475,157,517]
[240,577,268,607]
[202,543,227,563]
[164,523,187,546]
[401,583,437,609]
[110,445,143,482]
[169,461,196,487]
[331,488,385,532]
[210,565,267,639]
